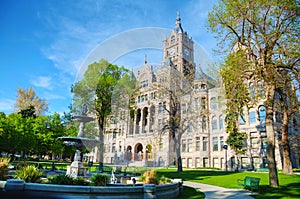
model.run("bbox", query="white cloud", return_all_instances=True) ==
[30,76,52,89]
[0,99,15,113]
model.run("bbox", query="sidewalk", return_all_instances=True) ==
[183,181,255,199]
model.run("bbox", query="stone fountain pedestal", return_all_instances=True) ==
[66,149,88,177]
[66,161,87,177]
[59,109,100,178]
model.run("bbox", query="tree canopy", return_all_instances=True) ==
[208,0,299,187]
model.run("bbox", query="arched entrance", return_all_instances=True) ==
[134,143,143,161]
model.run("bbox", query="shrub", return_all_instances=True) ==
[74,177,90,185]
[90,173,110,186]
[47,174,74,185]
[14,165,43,183]
[0,157,10,180]
[141,170,159,185]
[140,170,171,185]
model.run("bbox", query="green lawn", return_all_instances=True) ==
[157,168,300,199]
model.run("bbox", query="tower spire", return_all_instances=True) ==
[175,10,183,33]
[144,54,147,64]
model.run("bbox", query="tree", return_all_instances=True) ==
[15,87,48,116]
[153,65,199,173]
[208,0,299,187]
[71,59,135,168]
[220,50,251,171]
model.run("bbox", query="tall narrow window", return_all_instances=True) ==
[201,97,206,109]
[213,137,218,151]
[212,116,217,131]
[196,137,200,151]
[211,97,217,109]
[258,105,266,124]
[219,115,224,129]
[203,137,208,151]
[195,98,199,110]
[202,117,207,132]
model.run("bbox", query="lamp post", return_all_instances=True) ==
[223,145,228,172]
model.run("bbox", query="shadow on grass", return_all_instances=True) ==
[252,182,300,199]
[158,169,235,181]
[177,186,205,199]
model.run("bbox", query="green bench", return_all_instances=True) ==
[237,176,260,192]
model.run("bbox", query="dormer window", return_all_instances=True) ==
[171,35,175,44]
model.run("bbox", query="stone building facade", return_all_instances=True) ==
[98,13,300,170]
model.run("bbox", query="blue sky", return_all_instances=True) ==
[0,0,219,115]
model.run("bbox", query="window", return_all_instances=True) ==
[219,115,224,129]
[195,98,199,109]
[213,158,219,168]
[163,101,167,113]
[151,92,156,99]
[188,123,193,132]
[203,137,208,151]
[241,157,249,169]
[213,137,218,151]
[253,157,260,169]
[196,137,200,151]
[187,139,193,152]
[239,114,246,125]
[201,84,207,89]
[202,117,207,132]
[203,158,209,167]
[197,119,200,129]
[138,96,140,103]
[201,97,206,109]
[182,139,187,152]
[211,97,217,109]
[242,137,248,149]
[159,103,163,113]
[249,111,256,124]
[212,116,218,131]
[220,136,224,151]
[182,103,187,114]
[259,106,266,124]
[258,83,265,97]
[112,143,116,152]
[261,137,268,149]
[251,137,259,149]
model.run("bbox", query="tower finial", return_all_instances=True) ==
[175,10,183,33]
[144,54,147,64]
[177,10,180,19]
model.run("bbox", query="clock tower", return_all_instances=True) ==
[163,11,195,81]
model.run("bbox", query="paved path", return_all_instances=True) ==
[183,181,255,199]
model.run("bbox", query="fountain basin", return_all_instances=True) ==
[1,179,183,199]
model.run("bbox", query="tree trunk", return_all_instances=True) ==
[98,117,104,171]
[266,85,279,187]
[282,108,293,174]
[174,135,183,173]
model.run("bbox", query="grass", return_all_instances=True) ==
[156,168,300,199]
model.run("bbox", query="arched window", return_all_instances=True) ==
[219,115,224,129]
[212,116,217,130]
[259,105,266,124]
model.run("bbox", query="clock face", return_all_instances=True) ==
[184,48,189,56]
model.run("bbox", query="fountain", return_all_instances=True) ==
[58,104,101,178]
